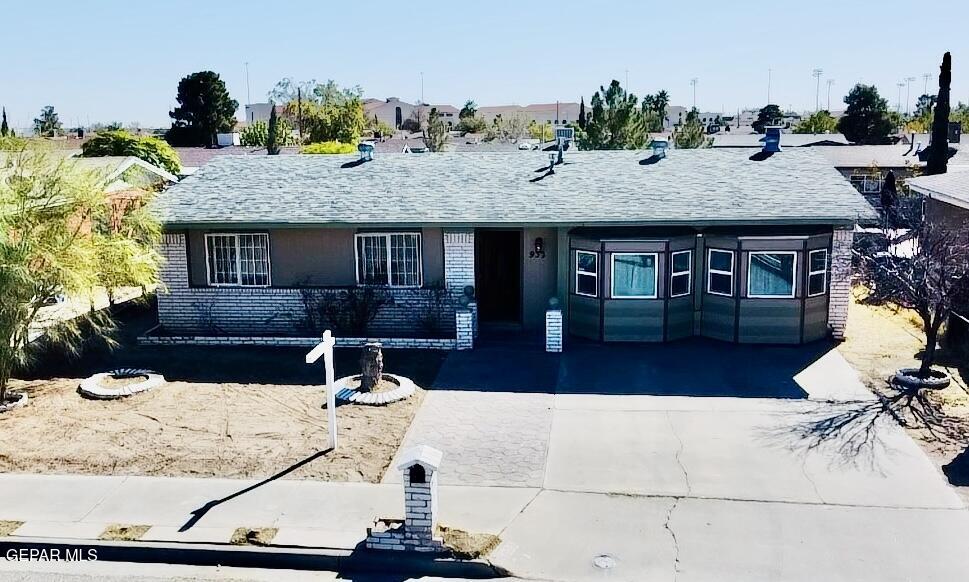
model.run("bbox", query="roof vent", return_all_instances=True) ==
[651,139,669,159]
[762,126,782,153]
[914,141,923,155]
[358,142,375,161]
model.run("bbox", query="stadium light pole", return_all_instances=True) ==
[826,79,835,111]
[905,76,916,116]
[896,82,905,112]
[690,78,698,109]
[812,69,823,112]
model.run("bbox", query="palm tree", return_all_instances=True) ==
[653,90,670,120]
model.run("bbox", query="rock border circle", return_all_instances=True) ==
[0,391,28,413]
[893,367,951,391]
[333,373,416,406]
[78,368,166,400]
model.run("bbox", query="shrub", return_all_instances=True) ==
[240,118,296,147]
[81,130,181,175]
[301,141,356,154]
[456,116,487,134]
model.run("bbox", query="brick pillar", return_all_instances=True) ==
[546,308,563,352]
[157,233,188,330]
[443,230,475,293]
[455,309,474,350]
[468,301,478,339]
[828,227,853,340]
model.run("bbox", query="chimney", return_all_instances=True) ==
[762,126,783,153]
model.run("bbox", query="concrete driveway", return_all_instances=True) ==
[386,341,969,581]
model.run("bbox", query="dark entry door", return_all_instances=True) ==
[475,230,522,324]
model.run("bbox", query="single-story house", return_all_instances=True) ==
[907,169,969,235]
[712,133,850,148]
[150,148,876,349]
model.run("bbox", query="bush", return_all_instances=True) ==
[301,141,356,154]
[456,116,487,134]
[240,119,296,147]
[81,130,181,174]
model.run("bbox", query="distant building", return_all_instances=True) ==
[244,103,283,124]
[477,103,582,126]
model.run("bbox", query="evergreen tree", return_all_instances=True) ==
[579,80,648,150]
[165,71,239,146]
[267,104,280,155]
[837,84,894,144]
[33,106,62,137]
[674,108,712,149]
[752,104,783,133]
[1,107,8,137]
[926,52,951,176]
[578,97,586,130]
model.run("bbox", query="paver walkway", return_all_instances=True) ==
[384,391,553,486]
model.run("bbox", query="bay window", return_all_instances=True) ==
[808,249,828,296]
[575,250,599,297]
[355,232,423,287]
[707,249,734,296]
[611,253,658,298]
[205,233,271,287]
[747,251,797,298]
[670,250,692,297]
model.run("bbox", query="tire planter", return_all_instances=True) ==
[0,391,28,413]
[893,367,951,391]
[78,368,166,400]
[333,374,416,406]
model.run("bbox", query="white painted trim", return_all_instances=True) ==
[354,232,424,288]
[669,249,692,298]
[610,252,659,299]
[746,251,798,299]
[706,248,734,297]
[204,233,272,288]
[807,248,828,297]
[575,250,598,298]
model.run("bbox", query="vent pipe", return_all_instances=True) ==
[358,142,375,161]
[762,126,783,153]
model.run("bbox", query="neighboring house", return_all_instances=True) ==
[907,169,969,235]
[244,103,284,124]
[364,97,417,130]
[151,148,875,347]
[816,144,927,197]
[477,103,582,126]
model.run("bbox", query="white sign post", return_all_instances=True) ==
[305,330,338,449]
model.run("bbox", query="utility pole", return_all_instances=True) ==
[690,78,698,110]
[812,68,823,112]
[826,79,835,111]
[244,61,251,106]
[905,76,916,116]
[420,72,424,105]
[767,68,772,104]
[896,82,905,112]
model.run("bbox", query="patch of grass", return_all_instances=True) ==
[230,527,278,546]
[438,525,500,560]
[100,523,150,541]
[0,521,24,536]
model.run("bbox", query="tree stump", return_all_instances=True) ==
[359,342,384,392]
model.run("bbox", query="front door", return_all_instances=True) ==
[475,230,522,325]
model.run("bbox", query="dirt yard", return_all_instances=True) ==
[839,289,969,499]
[2,303,445,483]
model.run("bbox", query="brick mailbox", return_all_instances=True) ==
[366,445,444,553]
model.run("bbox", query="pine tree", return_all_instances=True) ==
[267,103,280,155]
[926,52,951,176]
[1,107,8,137]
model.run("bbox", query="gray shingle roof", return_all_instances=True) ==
[153,149,877,228]
[907,169,969,210]
[815,144,925,169]
[712,133,850,148]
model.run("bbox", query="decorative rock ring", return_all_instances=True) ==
[0,391,29,413]
[78,368,166,400]
[333,374,416,406]
[893,367,951,391]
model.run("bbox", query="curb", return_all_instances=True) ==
[0,537,505,579]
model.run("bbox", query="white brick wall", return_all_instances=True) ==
[455,309,474,350]
[443,230,475,293]
[828,227,853,340]
[157,233,456,338]
[545,309,563,352]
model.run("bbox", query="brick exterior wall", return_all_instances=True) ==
[443,230,475,293]
[828,227,853,340]
[157,233,456,338]
[455,309,474,350]
[139,333,456,350]
[545,309,563,352]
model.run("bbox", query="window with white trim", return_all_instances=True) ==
[575,250,598,297]
[808,249,828,296]
[707,249,734,296]
[355,233,422,287]
[205,233,271,287]
[611,253,657,298]
[670,250,692,297]
[747,251,797,298]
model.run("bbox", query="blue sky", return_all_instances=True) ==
[2,0,966,129]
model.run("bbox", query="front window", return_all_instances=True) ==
[670,250,692,297]
[611,253,658,298]
[808,249,828,296]
[575,250,598,297]
[355,233,423,287]
[707,249,734,296]
[748,251,797,298]
[205,233,271,287]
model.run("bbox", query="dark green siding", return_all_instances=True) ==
[737,300,802,344]
[701,294,736,341]
[666,296,694,340]
[603,300,664,342]
[569,295,600,340]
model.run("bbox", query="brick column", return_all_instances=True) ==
[455,309,473,350]
[546,308,563,352]
[828,227,853,340]
[468,301,478,339]
[443,230,475,293]
[157,233,189,330]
